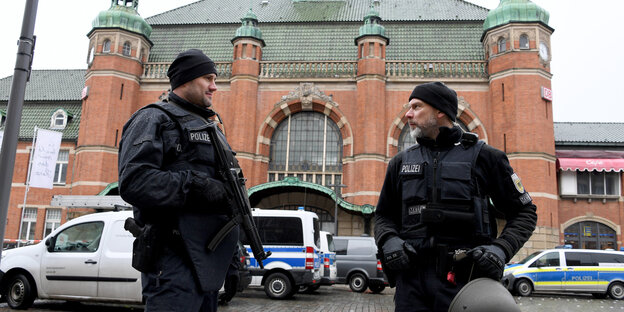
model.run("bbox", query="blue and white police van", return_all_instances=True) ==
[241,208,321,299]
[502,248,624,299]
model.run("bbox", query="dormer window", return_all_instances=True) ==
[102,40,111,53]
[498,37,506,53]
[122,42,131,56]
[50,109,72,130]
[519,34,529,49]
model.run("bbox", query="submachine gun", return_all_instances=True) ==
[205,123,271,268]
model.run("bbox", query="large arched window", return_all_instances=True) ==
[269,112,343,186]
[564,221,617,250]
[397,121,469,152]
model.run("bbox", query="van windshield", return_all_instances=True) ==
[517,251,542,265]
[326,233,335,252]
[313,218,320,248]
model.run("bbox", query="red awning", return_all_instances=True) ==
[557,158,624,172]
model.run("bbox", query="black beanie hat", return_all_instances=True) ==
[408,82,458,122]
[167,49,218,90]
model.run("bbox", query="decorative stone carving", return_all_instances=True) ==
[278,82,336,110]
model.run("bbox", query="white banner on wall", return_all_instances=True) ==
[29,129,62,189]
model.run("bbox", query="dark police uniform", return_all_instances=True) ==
[374,126,537,312]
[119,92,239,312]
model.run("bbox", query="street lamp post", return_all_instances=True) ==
[328,183,346,235]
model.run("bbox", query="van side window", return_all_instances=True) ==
[348,240,373,256]
[326,234,336,252]
[592,253,624,264]
[52,221,104,253]
[530,252,559,267]
[565,252,597,266]
[334,239,348,255]
[249,217,303,245]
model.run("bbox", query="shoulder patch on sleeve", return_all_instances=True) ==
[511,173,525,193]
[519,192,532,205]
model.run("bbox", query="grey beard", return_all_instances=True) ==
[410,127,422,140]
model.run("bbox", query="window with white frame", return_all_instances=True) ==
[54,150,69,185]
[19,207,38,240]
[519,34,529,49]
[559,170,621,196]
[50,109,68,129]
[122,41,131,56]
[102,39,111,53]
[498,37,506,53]
[44,208,62,238]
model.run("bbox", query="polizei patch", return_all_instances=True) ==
[400,163,423,175]
[189,131,211,143]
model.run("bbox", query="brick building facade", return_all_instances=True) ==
[1,0,622,260]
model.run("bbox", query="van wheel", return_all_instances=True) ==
[5,273,36,309]
[349,273,368,293]
[514,279,532,297]
[368,284,385,294]
[264,273,293,300]
[608,282,624,300]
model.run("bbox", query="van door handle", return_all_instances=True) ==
[84,259,97,264]
[556,268,562,271]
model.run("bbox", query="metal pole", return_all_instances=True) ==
[0,0,39,258]
[328,183,346,235]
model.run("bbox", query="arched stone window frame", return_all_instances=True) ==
[497,37,507,53]
[102,39,112,53]
[519,34,529,50]
[256,83,354,185]
[386,96,488,157]
[122,41,131,56]
[560,216,620,249]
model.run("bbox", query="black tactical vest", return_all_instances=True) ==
[399,135,492,246]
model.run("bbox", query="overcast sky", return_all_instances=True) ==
[1,0,622,122]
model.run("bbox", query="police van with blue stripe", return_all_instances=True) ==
[502,248,624,299]
[241,208,321,299]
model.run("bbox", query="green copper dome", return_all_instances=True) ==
[91,0,152,38]
[355,6,389,44]
[232,8,265,46]
[483,0,549,31]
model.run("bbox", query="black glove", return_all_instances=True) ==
[467,244,506,280]
[381,236,417,271]
[191,172,232,211]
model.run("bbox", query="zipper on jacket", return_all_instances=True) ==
[432,151,440,203]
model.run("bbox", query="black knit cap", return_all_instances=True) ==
[408,82,458,122]
[167,49,218,90]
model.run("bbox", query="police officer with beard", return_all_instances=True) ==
[374,82,537,312]
[118,49,238,311]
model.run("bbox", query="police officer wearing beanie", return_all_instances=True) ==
[118,49,238,311]
[374,82,537,312]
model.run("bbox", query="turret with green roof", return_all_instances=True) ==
[232,8,265,47]
[90,0,152,39]
[355,5,389,45]
[483,0,550,32]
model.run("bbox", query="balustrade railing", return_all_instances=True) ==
[386,61,487,79]
[142,62,232,79]
[259,61,357,79]
[142,60,487,80]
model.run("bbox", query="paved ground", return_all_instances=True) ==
[2,285,624,311]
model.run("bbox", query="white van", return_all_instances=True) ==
[502,248,624,299]
[0,211,142,309]
[300,230,337,293]
[242,208,321,299]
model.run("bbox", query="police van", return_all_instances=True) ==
[241,208,321,299]
[502,248,624,299]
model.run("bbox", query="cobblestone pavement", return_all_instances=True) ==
[2,286,624,311]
